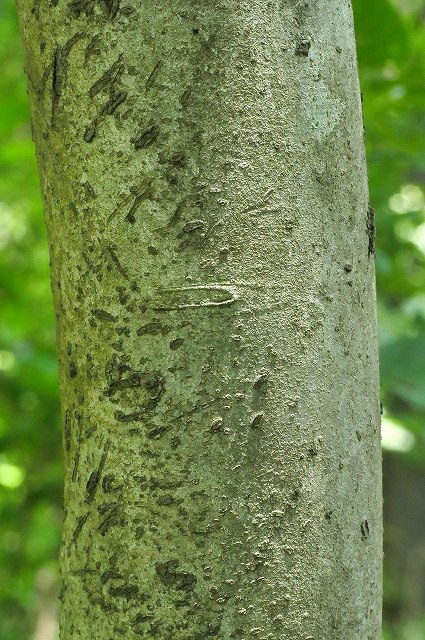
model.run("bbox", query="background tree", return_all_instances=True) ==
[3,0,425,639]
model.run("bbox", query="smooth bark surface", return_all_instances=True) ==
[17,1,382,638]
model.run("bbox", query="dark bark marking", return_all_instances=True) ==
[367,205,376,258]
[156,494,174,506]
[116,287,130,306]
[109,584,139,599]
[70,0,121,19]
[361,519,370,540]
[107,373,142,396]
[71,512,89,545]
[85,102,119,144]
[115,411,143,423]
[120,6,136,16]
[84,91,128,142]
[167,200,186,227]
[98,505,120,536]
[51,33,84,127]
[308,444,320,460]
[85,441,110,504]
[125,186,152,224]
[106,246,128,278]
[101,0,120,19]
[85,473,99,501]
[146,60,164,91]
[121,375,164,409]
[76,412,83,440]
[253,369,269,390]
[296,39,311,56]
[51,48,62,126]
[64,408,72,452]
[145,375,165,401]
[89,55,123,98]
[181,220,206,233]
[71,413,83,481]
[103,90,128,115]
[210,417,223,433]
[137,321,171,336]
[147,425,168,439]
[250,413,264,429]
[69,362,78,378]
[72,450,80,481]
[102,473,119,493]
[180,87,191,107]
[83,181,96,199]
[107,180,152,224]
[84,36,101,62]
[169,152,186,166]
[92,309,116,322]
[69,0,95,18]
[101,570,123,585]
[155,560,197,592]
[132,613,154,628]
[31,0,41,19]
[132,123,160,150]
[113,373,164,419]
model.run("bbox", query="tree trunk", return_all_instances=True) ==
[16,1,382,638]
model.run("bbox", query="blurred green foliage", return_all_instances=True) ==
[355,0,425,460]
[0,2,62,638]
[0,0,425,638]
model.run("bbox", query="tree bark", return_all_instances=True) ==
[16,1,382,638]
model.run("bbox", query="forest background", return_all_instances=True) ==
[0,1,424,638]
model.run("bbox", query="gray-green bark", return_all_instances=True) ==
[16,1,382,638]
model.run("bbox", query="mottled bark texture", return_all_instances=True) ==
[17,1,382,638]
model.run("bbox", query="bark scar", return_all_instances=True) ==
[153,284,239,311]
